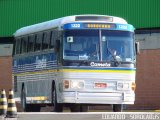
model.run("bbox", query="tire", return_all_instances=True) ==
[112,104,123,112]
[80,105,88,112]
[70,104,81,112]
[21,86,41,112]
[70,104,88,112]
[52,83,63,112]
[21,87,31,112]
[30,105,41,112]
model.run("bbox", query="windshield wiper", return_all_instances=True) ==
[78,60,89,66]
[105,36,120,66]
[107,47,120,66]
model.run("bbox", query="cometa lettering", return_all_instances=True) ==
[90,62,111,67]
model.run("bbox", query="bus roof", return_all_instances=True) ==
[14,15,128,37]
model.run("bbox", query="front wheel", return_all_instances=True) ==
[52,83,63,112]
[80,105,88,112]
[70,104,88,112]
[112,104,123,112]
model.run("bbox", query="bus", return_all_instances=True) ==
[12,15,138,112]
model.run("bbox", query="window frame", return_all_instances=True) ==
[15,38,21,55]
[28,34,36,52]
[35,32,43,51]
[21,36,28,54]
[42,31,50,50]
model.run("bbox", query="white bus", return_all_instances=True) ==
[13,15,137,112]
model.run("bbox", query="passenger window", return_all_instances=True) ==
[28,35,35,52]
[21,37,28,53]
[50,30,57,49]
[42,31,50,50]
[15,38,21,54]
[35,33,43,51]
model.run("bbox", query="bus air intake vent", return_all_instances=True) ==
[75,16,113,22]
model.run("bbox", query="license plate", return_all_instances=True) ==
[94,83,107,88]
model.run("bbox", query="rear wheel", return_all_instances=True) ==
[29,105,41,112]
[52,83,63,112]
[21,87,31,112]
[21,87,41,112]
[112,104,123,112]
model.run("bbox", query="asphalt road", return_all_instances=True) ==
[0,113,103,120]
[1,112,160,120]
[17,113,103,120]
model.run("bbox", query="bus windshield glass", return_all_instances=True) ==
[63,30,134,63]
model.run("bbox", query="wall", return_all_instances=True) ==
[133,49,160,109]
[0,56,12,96]
[130,31,160,109]
[0,44,13,56]
[136,33,160,49]
[0,37,13,96]
[0,0,160,36]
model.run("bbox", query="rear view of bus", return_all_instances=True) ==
[61,15,136,112]
[13,15,137,112]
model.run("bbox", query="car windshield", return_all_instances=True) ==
[63,30,135,62]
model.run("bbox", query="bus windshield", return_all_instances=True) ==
[63,30,134,63]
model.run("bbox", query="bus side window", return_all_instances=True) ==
[15,38,21,55]
[35,32,43,51]
[49,29,59,49]
[50,31,55,49]
[21,36,28,53]
[28,34,35,52]
[42,31,50,50]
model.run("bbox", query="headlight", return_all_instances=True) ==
[123,83,129,89]
[117,82,129,90]
[63,80,85,89]
[71,80,85,89]
[131,82,136,91]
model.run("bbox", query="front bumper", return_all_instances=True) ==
[60,91,135,104]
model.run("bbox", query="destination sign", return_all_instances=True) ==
[84,23,116,29]
[63,23,134,32]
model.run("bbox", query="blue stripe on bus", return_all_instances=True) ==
[13,52,57,74]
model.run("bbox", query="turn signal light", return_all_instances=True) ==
[64,80,69,89]
[131,82,136,91]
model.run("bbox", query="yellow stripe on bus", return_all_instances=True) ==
[60,69,135,74]
[14,68,135,76]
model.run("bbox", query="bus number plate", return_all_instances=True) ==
[94,83,107,88]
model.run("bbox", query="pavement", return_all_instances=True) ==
[1,112,160,120]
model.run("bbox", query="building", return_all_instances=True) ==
[134,29,160,109]
[0,37,13,96]
[0,0,160,110]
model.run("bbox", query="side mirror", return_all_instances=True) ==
[55,40,60,52]
[135,42,140,54]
